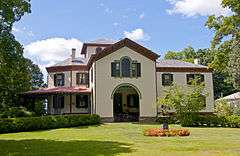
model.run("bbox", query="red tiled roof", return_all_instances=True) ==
[24,87,91,95]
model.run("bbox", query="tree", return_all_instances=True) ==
[157,79,207,126]
[164,46,196,63]
[25,59,45,89]
[0,0,31,108]
[0,0,31,32]
[205,0,240,89]
[0,33,31,107]
[164,47,236,99]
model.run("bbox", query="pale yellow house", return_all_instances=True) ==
[26,38,214,122]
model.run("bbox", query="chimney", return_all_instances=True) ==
[71,48,76,60]
[194,58,201,65]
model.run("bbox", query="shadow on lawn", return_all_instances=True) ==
[0,139,133,156]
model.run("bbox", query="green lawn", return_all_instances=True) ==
[0,123,240,156]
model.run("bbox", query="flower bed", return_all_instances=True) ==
[144,128,190,137]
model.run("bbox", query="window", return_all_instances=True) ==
[53,95,64,108]
[76,94,89,108]
[111,57,141,78]
[54,73,64,86]
[121,57,131,77]
[162,73,173,86]
[76,73,89,85]
[111,62,120,77]
[187,74,204,85]
[127,94,139,108]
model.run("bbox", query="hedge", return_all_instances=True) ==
[0,114,100,133]
[183,115,240,128]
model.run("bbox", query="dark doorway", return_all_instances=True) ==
[113,85,140,122]
[113,93,123,114]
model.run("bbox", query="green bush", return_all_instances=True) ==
[0,114,100,133]
[0,107,35,118]
[182,115,240,128]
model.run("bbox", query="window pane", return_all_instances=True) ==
[121,58,131,77]
[54,73,64,86]
[132,63,137,77]
[162,74,173,86]
[76,95,88,108]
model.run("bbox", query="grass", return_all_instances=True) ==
[0,123,240,156]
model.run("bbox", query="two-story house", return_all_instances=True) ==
[25,38,214,122]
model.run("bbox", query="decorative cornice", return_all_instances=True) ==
[46,65,87,73]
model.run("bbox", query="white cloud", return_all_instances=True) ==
[166,0,232,17]
[139,13,145,20]
[123,28,150,41]
[12,26,35,37]
[24,38,83,80]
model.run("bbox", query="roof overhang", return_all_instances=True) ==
[87,38,160,69]
[156,67,213,73]
[46,65,88,73]
[81,43,113,55]
[23,87,91,95]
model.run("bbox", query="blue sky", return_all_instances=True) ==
[12,0,230,78]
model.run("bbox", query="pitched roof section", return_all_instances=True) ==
[156,60,212,72]
[53,57,87,66]
[96,38,159,61]
[157,60,208,68]
[81,38,115,55]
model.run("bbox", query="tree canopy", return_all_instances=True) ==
[0,0,44,110]
[205,0,240,89]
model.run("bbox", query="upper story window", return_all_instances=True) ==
[111,57,141,78]
[121,57,131,77]
[76,73,89,85]
[187,74,204,85]
[162,73,173,86]
[54,73,64,86]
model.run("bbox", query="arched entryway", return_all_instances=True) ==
[112,84,140,122]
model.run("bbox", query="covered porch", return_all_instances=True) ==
[23,87,92,115]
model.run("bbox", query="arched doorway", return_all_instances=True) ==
[112,84,140,122]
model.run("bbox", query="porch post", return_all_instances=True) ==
[70,94,72,113]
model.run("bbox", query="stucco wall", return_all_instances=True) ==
[48,71,88,88]
[48,95,89,114]
[156,72,214,112]
[95,46,157,118]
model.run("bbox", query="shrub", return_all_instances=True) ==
[215,100,233,116]
[181,115,240,128]
[0,114,100,133]
[0,107,35,118]
[144,128,190,137]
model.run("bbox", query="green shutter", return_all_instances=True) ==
[111,62,116,77]
[61,96,64,108]
[137,63,141,77]
[54,74,57,86]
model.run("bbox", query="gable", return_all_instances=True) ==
[95,38,159,61]
[87,38,159,68]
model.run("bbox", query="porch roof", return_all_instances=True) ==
[24,87,91,95]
